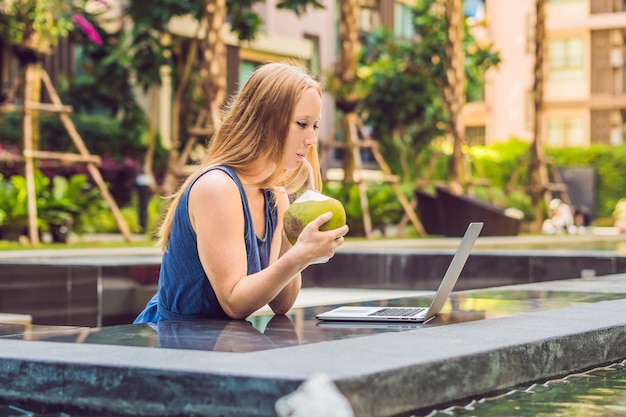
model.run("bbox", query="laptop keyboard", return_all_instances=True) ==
[368,307,425,317]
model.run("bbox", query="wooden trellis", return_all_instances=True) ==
[321,112,426,238]
[0,65,132,244]
[505,152,571,208]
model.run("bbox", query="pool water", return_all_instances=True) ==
[418,359,626,417]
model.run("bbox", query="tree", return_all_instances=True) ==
[527,0,547,232]
[441,0,466,192]
[411,0,488,192]
[123,0,324,196]
[358,28,445,181]
[357,2,500,184]
[0,0,134,244]
[326,0,361,184]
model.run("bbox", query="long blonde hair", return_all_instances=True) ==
[158,61,324,250]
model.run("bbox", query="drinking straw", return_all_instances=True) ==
[301,158,318,192]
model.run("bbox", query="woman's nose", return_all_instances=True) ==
[304,130,318,147]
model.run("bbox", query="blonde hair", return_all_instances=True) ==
[158,61,324,250]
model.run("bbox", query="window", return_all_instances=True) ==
[304,33,321,76]
[394,2,415,39]
[547,117,584,147]
[464,0,485,23]
[239,60,260,86]
[548,37,584,81]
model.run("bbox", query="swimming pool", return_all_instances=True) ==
[417,358,626,417]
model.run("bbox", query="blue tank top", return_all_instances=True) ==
[134,166,278,323]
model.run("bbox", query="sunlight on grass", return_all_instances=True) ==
[0,236,157,251]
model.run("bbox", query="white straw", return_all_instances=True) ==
[301,158,317,192]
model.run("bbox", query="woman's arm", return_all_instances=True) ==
[189,170,347,319]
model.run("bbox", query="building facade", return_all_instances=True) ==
[474,0,626,147]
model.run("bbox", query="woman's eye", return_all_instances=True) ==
[296,121,320,130]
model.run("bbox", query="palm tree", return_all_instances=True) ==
[155,0,228,197]
[327,0,425,237]
[132,0,325,197]
[334,0,361,184]
[527,0,548,233]
[441,0,467,193]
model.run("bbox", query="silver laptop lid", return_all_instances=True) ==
[424,222,483,320]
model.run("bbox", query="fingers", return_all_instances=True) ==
[307,211,333,229]
[332,225,349,240]
[296,214,348,266]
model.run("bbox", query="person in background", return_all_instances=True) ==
[542,198,575,235]
[134,62,348,323]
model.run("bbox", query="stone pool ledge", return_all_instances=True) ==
[1,275,626,417]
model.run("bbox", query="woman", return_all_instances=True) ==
[134,62,348,323]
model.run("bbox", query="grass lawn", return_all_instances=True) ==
[0,235,157,251]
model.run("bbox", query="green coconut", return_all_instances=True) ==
[283,189,347,245]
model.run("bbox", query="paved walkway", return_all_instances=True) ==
[1,228,624,259]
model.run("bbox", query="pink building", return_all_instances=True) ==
[472,0,626,147]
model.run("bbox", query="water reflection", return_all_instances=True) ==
[156,315,301,352]
[2,289,625,353]
[417,359,626,417]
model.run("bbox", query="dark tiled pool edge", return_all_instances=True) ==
[1,282,626,417]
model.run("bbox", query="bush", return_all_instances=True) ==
[420,138,626,221]
[0,112,169,207]
[323,182,413,236]
[548,145,626,219]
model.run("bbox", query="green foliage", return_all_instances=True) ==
[38,174,100,228]
[612,198,626,221]
[469,138,529,187]
[0,0,75,49]
[354,7,500,182]
[548,144,626,219]
[124,0,326,89]
[322,182,413,236]
[0,170,137,239]
[411,0,501,85]
[0,112,150,161]
[275,0,324,17]
[58,36,148,133]
[358,28,444,180]
[146,194,165,237]
[414,138,626,221]
[73,193,163,237]
[0,174,29,226]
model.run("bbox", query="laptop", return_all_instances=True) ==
[315,222,483,323]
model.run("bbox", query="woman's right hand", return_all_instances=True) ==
[292,212,349,265]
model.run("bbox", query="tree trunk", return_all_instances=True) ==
[200,0,227,131]
[442,0,466,194]
[155,36,199,197]
[528,0,547,233]
[336,0,360,184]
[23,63,41,244]
[156,0,227,197]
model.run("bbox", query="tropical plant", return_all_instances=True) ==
[356,10,500,183]
[122,0,326,197]
[38,174,99,226]
[0,174,27,227]
[0,171,102,242]
[0,0,102,63]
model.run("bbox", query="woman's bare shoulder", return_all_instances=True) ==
[190,168,239,199]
